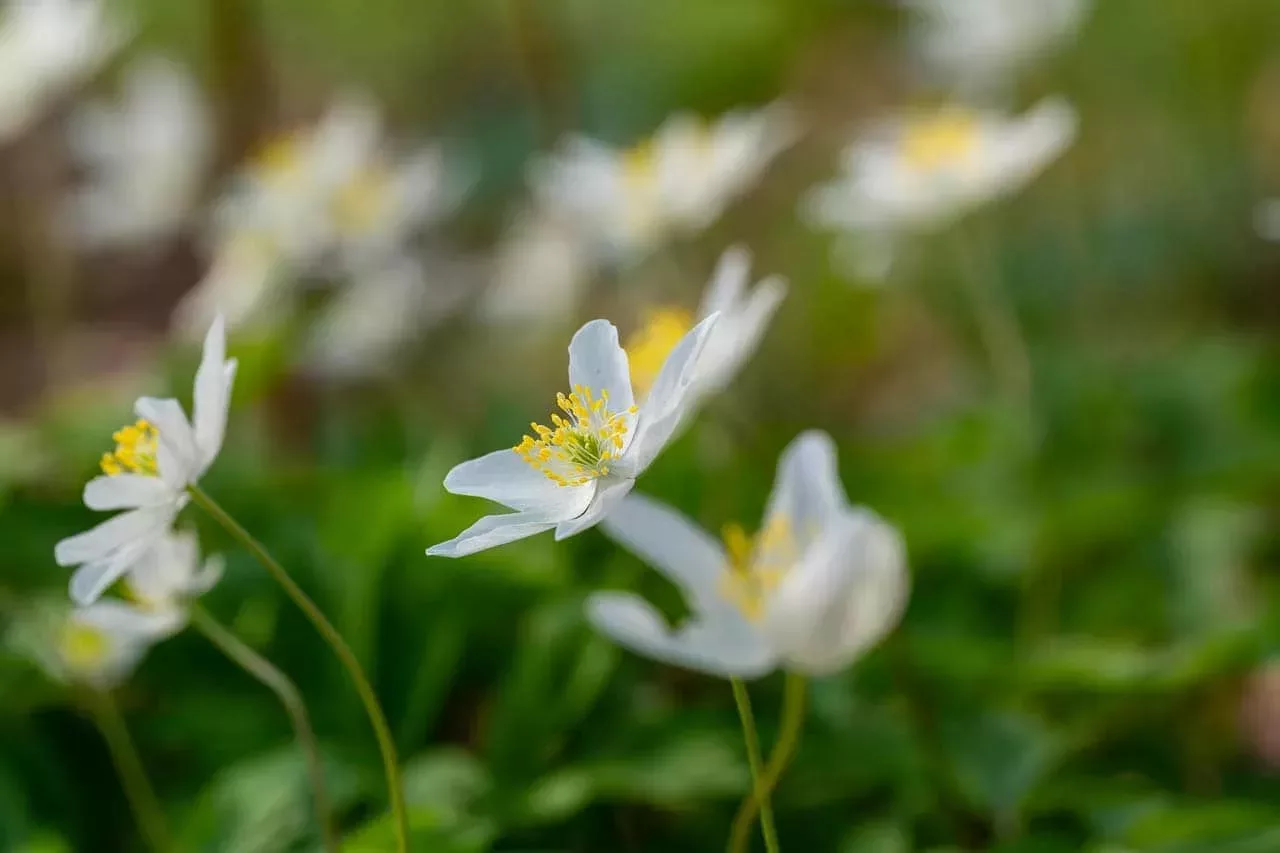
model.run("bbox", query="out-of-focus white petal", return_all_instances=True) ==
[698,245,751,317]
[192,314,236,473]
[425,511,559,558]
[762,431,848,551]
[586,593,776,678]
[1255,199,1280,242]
[82,474,172,510]
[55,506,172,568]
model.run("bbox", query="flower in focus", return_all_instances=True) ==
[9,598,178,689]
[587,431,908,678]
[804,98,1077,280]
[426,314,720,557]
[902,0,1090,96]
[64,56,212,248]
[0,0,125,140]
[625,245,786,403]
[54,316,237,605]
[531,103,794,261]
[176,95,465,336]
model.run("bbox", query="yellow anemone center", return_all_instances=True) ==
[900,111,981,172]
[253,133,306,184]
[515,385,637,487]
[59,622,110,671]
[333,165,391,235]
[100,419,158,477]
[718,516,796,622]
[624,308,693,399]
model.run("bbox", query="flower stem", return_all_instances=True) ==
[728,673,808,853]
[89,690,172,853]
[187,485,409,852]
[189,604,340,852]
[730,678,780,853]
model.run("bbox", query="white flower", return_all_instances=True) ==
[64,56,212,248]
[125,528,223,617]
[805,98,1076,280]
[1256,199,1280,243]
[177,94,464,335]
[482,213,594,324]
[532,103,794,259]
[54,316,237,605]
[903,0,1090,96]
[10,598,178,689]
[587,431,908,678]
[0,0,125,140]
[426,314,721,557]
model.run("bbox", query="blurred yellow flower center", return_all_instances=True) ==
[59,622,109,670]
[718,516,796,621]
[900,111,981,172]
[516,385,637,487]
[625,308,693,398]
[101,420,158,477]
[253,133,306,183]
[333,165,391,234]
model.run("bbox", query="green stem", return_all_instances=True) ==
[189,605,340,853]
[730,678,780,853]
[187,485,410,852]
[89,691,172,853]
[728,673,807,853]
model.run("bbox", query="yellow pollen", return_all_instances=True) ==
[900,110,981,172]
[718,515,797,622]
[59,622,109,671]
[514,385,636,487]
[100,419,159,477]
[624,307,692,399]
[333,164,391,234]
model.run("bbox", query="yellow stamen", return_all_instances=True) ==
[59,622,109,671]
[100,419,158,477]
[515,386,636,487]
[718,515,797,622]
[624,307,693,399]
[900,110,981,172]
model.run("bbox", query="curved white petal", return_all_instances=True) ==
[54,505,174,568]
[586,592,776,678]
[762,430,848,551]
[553,478,634,541]
[83,474,173,510]
[695,274,786,397]
[68,533,164,605]
[567,319,636,415]
[76,600,184,640]
[134,396,198,487]
[628,313,720,471]
[425,511,558,558]
[598,491,727,610]
[698,245,751,317]
[442,448,590,514]
[192,314,236,472]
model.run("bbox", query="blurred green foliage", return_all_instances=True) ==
[2,0,1280,850]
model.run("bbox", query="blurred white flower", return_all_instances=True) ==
[64,56,212,248]
[55,316,236,605]
[177,94,465,335]
[125,528,223,617]
[532,103,794,260]
[903,0,1090,96]
[588,431,908,678]
[10,598,177,689]
[625,245,786,403]
[0,0,126,140]
[805,98,1077,280]
[1255,199,1280,242]
[482,213,594,324]
[426,315,720,557]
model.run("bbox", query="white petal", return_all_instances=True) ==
[55,506,174,567]
[698,245,751,317]
[695,274,786,397]
[69,532,166,606]
[628,313,720,471]
[554,478,634,541]
[598,491,728,611]
[83,475,173,510]
[192,314,236,472]
[586,593,776,678]
[766,509,909,675]
[76,600,184,640]
[190,555,225,596]
[425,511,558,558]
[134,397,198,487]
[762,430,848,551]
[567,319,635,414]
[442,448,590,514]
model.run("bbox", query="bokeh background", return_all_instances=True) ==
[2,0,1280,850]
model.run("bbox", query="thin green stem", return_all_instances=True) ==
[89,691,172,853]
[730,678,779,853]
[729,673,808,853]
[189,605,340,852]
[187,485,409,852]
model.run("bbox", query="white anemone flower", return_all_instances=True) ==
[125,528,224,618]
[903,0,1090,96]
[624,245,786,405]
[804,98,1077,280]
[426,314,721,558]
[531,103,794,259]
[64,56,212,248]
[54,316,237,605]
[482,213,594,324]
[0,0,126,140]
[588,431,909,678]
